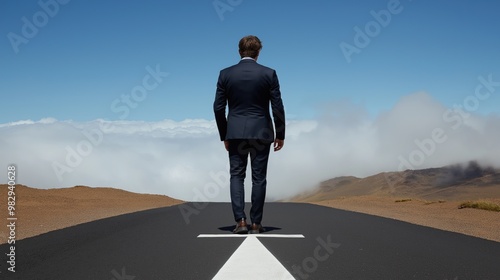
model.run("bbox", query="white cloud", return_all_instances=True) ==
[1,92,499,201]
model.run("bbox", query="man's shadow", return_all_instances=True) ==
[218,225,282,233]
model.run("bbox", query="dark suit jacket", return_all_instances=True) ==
[213,59,285,142]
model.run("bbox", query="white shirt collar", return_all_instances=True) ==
[241,57,255,61]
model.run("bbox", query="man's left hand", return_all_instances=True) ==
[274,139,284,152]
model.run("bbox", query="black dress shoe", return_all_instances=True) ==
[233,219,248,234]
[249,223,264,234]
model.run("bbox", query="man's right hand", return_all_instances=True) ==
[274,139,284,152]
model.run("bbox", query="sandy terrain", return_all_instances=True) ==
[0,185,184,244]
[289,164,500,242]
[312,196,500,243]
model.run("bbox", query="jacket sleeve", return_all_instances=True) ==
[269,70,286,140]
[213,71,228,141]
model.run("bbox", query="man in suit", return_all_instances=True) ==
[214,35,286,234]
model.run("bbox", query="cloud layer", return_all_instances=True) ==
[1,92,499,201]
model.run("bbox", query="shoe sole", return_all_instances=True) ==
[233,228,248,234]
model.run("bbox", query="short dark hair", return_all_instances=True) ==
[239,35,262,59]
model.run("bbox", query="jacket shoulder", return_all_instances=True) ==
[255,62,275,72]
[220,63,241,73]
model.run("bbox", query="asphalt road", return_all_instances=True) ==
[1,202,499,279]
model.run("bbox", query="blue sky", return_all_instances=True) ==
[2,0,499,123]
[1,1,500,199]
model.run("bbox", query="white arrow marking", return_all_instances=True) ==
[198,234,304,280]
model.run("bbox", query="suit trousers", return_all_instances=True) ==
[228,139,272,224]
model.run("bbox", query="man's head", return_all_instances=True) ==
[239,35,262,59]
